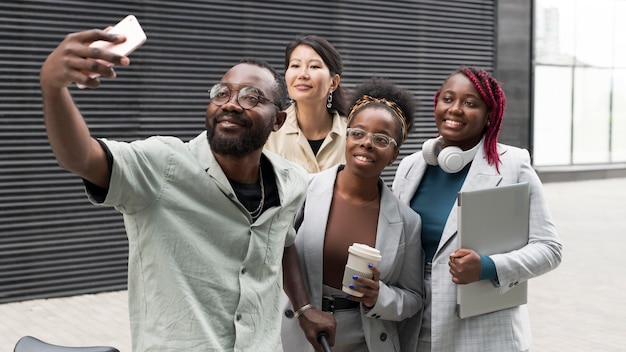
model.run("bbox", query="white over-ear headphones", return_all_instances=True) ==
[422,137,481,173]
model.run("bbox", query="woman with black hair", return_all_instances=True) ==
[265,35,348,173]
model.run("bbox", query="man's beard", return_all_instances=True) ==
[206,113,274,156]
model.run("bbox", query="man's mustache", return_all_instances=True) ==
[212,112,252,128]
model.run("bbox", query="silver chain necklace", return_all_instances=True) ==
[248,165,265,220]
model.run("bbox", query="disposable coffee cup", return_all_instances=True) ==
[342,243,382,297]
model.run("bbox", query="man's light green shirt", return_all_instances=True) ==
[87,131,307,351]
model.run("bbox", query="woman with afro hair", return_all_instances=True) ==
[281,76,424,352]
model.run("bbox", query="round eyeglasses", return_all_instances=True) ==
[346,127,398,149]
[209,83,280,110]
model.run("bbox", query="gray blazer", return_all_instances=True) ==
[281,165,424,352]
[392,143,563,352]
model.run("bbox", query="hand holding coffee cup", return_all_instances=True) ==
[342,243,382,297]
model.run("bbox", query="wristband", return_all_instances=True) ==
[293,303,312,318]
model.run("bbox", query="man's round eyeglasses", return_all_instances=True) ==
[209,83,280,110]
[346,127,397,149]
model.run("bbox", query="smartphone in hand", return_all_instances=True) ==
[77,15,147,88]
[90,15,147,56]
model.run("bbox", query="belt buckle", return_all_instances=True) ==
[322,296,335,314]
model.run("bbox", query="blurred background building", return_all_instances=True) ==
[0,0,623,303]
[533,0,626,176]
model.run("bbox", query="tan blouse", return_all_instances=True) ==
[264,104,347,173]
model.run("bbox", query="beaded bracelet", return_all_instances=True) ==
[293,303,312,318]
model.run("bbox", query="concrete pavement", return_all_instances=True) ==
[0,290,131,351]
[527,177,626,352]
[1,177,625,351]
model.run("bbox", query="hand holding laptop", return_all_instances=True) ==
[448,249,481,284]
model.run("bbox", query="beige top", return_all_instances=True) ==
[265,104,347,173]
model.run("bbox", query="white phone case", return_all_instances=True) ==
[89,15,147,56]
[77,15,147,88]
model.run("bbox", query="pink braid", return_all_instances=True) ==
[460,67,506,173]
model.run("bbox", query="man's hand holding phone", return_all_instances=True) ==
[77,15,147,88]
[40,15,147,90]
[90,15,147,57]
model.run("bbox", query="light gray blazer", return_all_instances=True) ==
[392,143,563,352]
[281,165,424,352]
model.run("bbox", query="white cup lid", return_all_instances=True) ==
[348,243,382,261]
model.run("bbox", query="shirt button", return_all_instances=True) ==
[241,268,246,274]
[379,333,387,341]
[236,313,242,321]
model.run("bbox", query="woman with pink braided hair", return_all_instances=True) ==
[392,67,562,352]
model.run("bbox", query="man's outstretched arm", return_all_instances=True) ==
[40,29,129,188]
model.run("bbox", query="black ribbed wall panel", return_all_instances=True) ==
[0,0,495,303]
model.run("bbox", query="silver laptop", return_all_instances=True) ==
[456,182,530,319]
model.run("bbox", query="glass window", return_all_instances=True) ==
[613,1,626,67]
[533,66,573,166]
[574,0,614,68]
[572,67,611,163]
[534,0,624,167]
[535,0,575,65]
[612,69,626,162]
